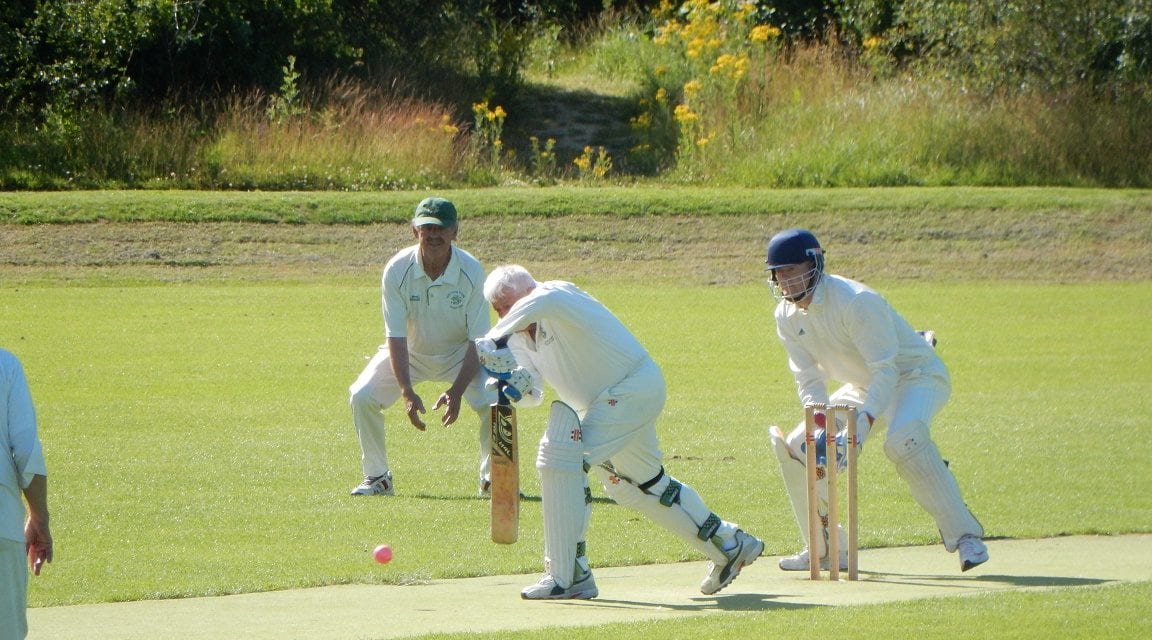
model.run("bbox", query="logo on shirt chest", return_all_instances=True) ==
[537,326,555,346]
[412,290,466,308]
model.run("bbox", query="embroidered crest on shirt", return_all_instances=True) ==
[447,290,465,309]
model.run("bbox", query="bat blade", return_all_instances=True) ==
[490,390,519,544]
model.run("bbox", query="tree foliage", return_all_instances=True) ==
[835,0,1152,93]
[4,0,1147,125]
[1,0,641,122]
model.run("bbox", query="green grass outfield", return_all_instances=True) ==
[2,187,1150,638]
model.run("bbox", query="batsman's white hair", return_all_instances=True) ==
[484,264,538,304]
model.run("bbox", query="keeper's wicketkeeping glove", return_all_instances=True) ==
[804,410,874,470]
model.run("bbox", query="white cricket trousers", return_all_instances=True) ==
[0,538,28,640]
[349,345,493,483]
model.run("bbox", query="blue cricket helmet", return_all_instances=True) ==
[765,228,824,273]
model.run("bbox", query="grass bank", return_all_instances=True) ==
[2,187,1150,287]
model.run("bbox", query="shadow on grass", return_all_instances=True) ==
[861,571,1113,590]
[410,492,623,506]
[549,593,821,612]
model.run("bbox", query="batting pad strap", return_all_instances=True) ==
[698,513,722,541]
[659,479,683,507]
[637,466,665,492]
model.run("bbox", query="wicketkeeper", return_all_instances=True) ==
[477,265,764,600]
[764,228,988,573]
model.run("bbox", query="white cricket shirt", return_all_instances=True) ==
[774,274,947,418]
[0,349,46,543]
[381,245,488,360]
[487,281,649,414]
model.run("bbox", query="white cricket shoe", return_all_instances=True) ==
[478,479,491,498]
[957,535,989,571]
[521,569,598,600]
[777,547,849,571]
[700,530,765,595]
[350,473,394,496]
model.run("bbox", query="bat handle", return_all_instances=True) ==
[496,381,510,406]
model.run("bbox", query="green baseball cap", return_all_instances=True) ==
[412,197,458,227]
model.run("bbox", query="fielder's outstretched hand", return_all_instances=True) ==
[433,391,463,427]
[402,390,427,430]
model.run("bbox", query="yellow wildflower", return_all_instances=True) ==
[750,25,781,42]
[439,115,458,134]
[674,104,699,124]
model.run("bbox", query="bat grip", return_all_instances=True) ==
[491,336,511,406]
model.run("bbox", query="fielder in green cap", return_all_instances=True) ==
[412,197,458,228]
[345,196,494,498]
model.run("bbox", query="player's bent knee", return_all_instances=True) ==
[597,467,643,506]
[770,427,799,464]
[883,425,934,464]
[537,400,585,473]
[349,385,377,409]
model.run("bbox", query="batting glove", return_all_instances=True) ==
[475,337,517,379]
[485,367,534,403]
[502,367,534,402]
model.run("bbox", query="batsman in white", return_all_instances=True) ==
[347,197,494,497]
[764,228,988,573]
[477,265,764,600]
[1,349,52,640]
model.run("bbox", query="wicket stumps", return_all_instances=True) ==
[804,403,859,581]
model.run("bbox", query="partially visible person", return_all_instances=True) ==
[1,348,52,640]
[763,228,988,573]
[348,197,494,496]
[477,265,764,600]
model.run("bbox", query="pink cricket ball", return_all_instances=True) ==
[373,544,393,564]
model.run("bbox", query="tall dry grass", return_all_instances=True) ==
[1,78,471,190]
[672,43,1152,187]
[204,78,466,190]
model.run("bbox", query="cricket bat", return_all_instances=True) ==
[490,383,519,544]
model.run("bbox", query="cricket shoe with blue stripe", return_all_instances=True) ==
[701,530,765,595]
[521,569,598,600]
